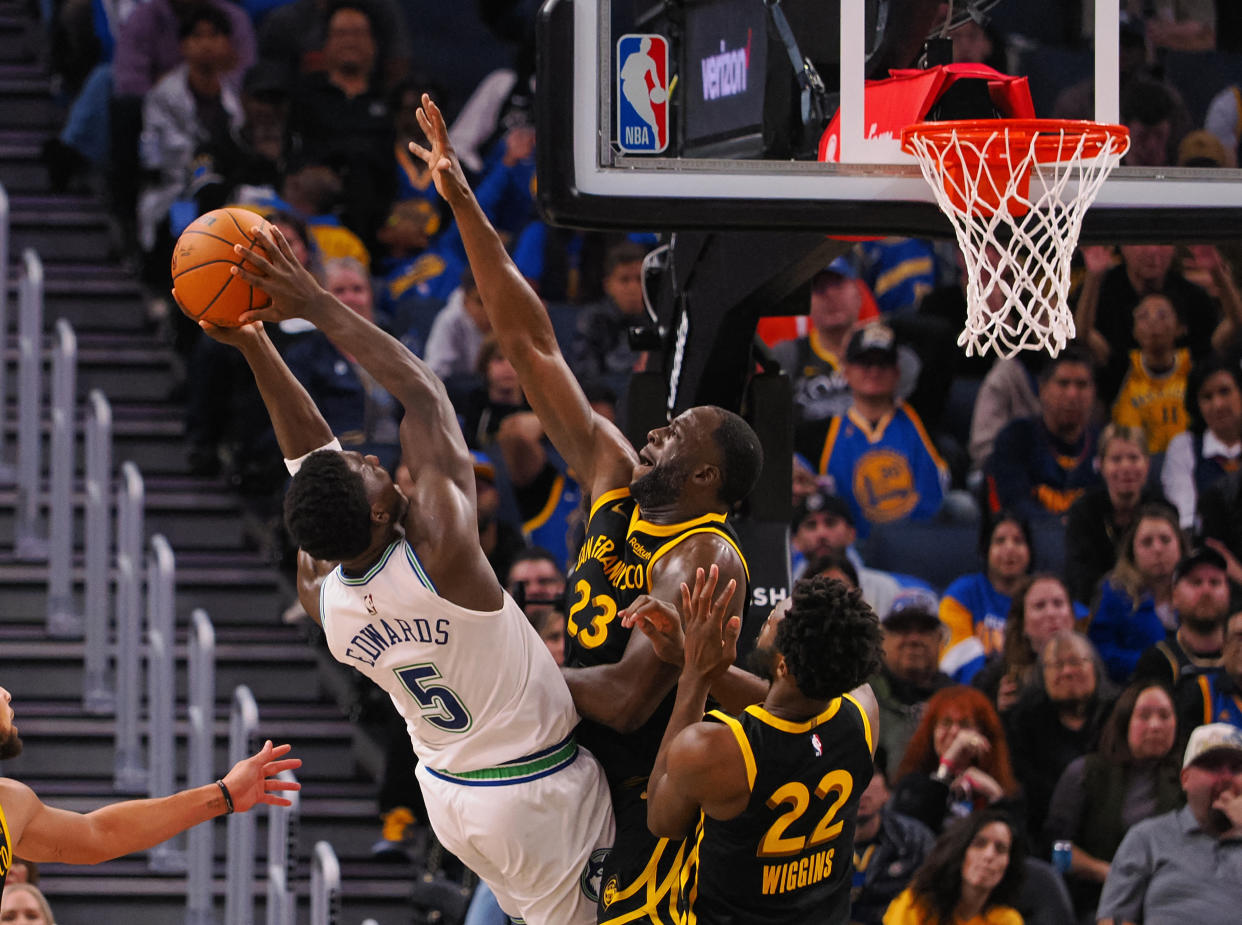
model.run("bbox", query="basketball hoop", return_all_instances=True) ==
[901,119,1130,358]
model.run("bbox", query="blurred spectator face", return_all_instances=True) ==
[1132,294,1179,355]
[0,887,50,925]
[1197,370,1242,441]
[855,768,890,840]
[271,221,311,268]
[1224,614,1242,681]
[475,473,499,527]
[960,821,1012,895]
[792,456,819,507]
[1132,515,1180,585]
[326,263,373,320]
[604,259,645,317]
[486,354,522,405]
[986,520,1030,583]
[1100,436,1149,500]
[808,272,861,334]
[951,19,993,64]
[932,710,978,760]
[536,610,566,665]
[1126,119,1172,168]
[844,357,900,403]
[181,18,232,72]
[1022,578,1074,654]
[462,285,491,335]
[1127,686,1176,761]
[881,620,942,684]
[508,558,565,603]
[1042,634,1096,705]
[1121,245,1175,291]
[1040,361,1094,436]
[323,7,376,77]
[792,510,855,559]
[1173,563,1230,625]
[1181,749,1242,833]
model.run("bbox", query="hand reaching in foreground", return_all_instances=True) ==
[219,740,302,814]
[621,594,685,667]
[679,565,739,684]
[408,94,474,206]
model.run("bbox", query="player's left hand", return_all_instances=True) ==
[621,595,684,666]
[220,740,302,814]
[232,224,329,325]
[679,565,739,683]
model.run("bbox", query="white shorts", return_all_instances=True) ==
[416,737,615,925]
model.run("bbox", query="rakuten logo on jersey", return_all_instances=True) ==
[700,33,751,101]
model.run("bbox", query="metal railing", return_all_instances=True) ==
[187,608,217,925]
[83,389,114,712]
[113,461,146,792]
[147,534,185,872]
[47,318,81,637]
[14,248,45,559]
[0,182,11,480]
[226,685,260,925]
[310,842,341,925]
[266,770,300,925]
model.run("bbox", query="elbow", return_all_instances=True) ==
[607,703,648,736]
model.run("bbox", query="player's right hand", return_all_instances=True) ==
[232,224,329,325]
[196,317,265,347]
[410,94,473,205]
[621,594,685,667]
[678,565,739,683]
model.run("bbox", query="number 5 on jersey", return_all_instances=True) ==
[395,663,473,733]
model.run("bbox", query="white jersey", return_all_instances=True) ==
[319,538,578,773]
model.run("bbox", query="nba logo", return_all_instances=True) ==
[617,34,669,154]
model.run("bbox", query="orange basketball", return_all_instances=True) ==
[170,207,273,326]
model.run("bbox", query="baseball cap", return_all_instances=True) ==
[792,488,854,531]
[1182,722,1242,769]
[1173,546,1227,586]
[882,590,944,632]
[845,323,899,365]
[470,450,496,482]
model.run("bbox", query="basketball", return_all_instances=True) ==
[170,207,273,326]
[650,87,667,105]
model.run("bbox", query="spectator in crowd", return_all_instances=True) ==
[1178,609,1242,733]
[525,606,566,667]
[1120,77,1191,168]
[940,513,1034,684]
[1096,723,1242,924]
[1044,680,1182,922]
[1162,354,1242,529]
[1087,502,1186,683]
[424,269,490,380]
[1133,546,1230,688]
[1074,244,1219,406]
[796,323,948,539]
[892,686,1021,835]
[1205,83,1242,162]
[984,344,1100,525]
[0,883,55,925]
[871,600,954,783]
[1005,630,1116,840]
[1135,0,1216,53]
[458,337,528,449]
[284,257,401,470]
[1065,425,1165,605]
[968,353,1043,474]
[570,240,650,395]
[972,574,1078,713]
[774,258,918,424]
[850,762,936,925]
[257,0,412,90]
[1111,293,1192,454]
[882,810,1025,925]
[505,546,566,608]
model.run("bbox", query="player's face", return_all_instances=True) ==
[1127,686,1176,761]
[632,408,716,501]
[344,452,399,517]
[986,520,1029,582]
[750,597,793,680]
[1173,565,1230,625]
[1131,516,1180,583]
[1198,371,1242,440]
[1021,579,1073,653]
[0,685,22,761]
[1099,437,1148,499]
[960,822,1012,895]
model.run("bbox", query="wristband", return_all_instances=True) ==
[216,779,235,815]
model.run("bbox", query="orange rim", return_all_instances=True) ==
[901,119,1130,163]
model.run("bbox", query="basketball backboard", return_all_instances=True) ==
[536,0,1242,240]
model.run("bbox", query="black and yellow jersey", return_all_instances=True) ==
[681,697,873,925]
[0,797,12,894]
[565,486,750,925]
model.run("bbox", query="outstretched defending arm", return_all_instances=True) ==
[5,740,300,866]
[408,95,638,500]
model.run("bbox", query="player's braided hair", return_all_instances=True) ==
[709,408,764,505]
[284,451,373,561]
[775,575,882,701]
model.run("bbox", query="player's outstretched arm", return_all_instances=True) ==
[647,567,749,838]
[7,740,300,866]
[198,321,333,461]
[410,94,636,498]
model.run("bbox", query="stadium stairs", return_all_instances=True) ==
[0,2,424,920]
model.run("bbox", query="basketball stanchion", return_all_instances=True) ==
[901,119,1130,358]
[47,319,82,637]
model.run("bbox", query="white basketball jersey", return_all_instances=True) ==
[319,539,578,772]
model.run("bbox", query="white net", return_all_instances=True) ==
[903,121,1129,358]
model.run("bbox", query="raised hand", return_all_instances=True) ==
[409,94,473,204]
[679,565,739,684]
[231,224,327,326]
[620,594,685,667]
[195,318,267,349]
[220,740,302,814]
